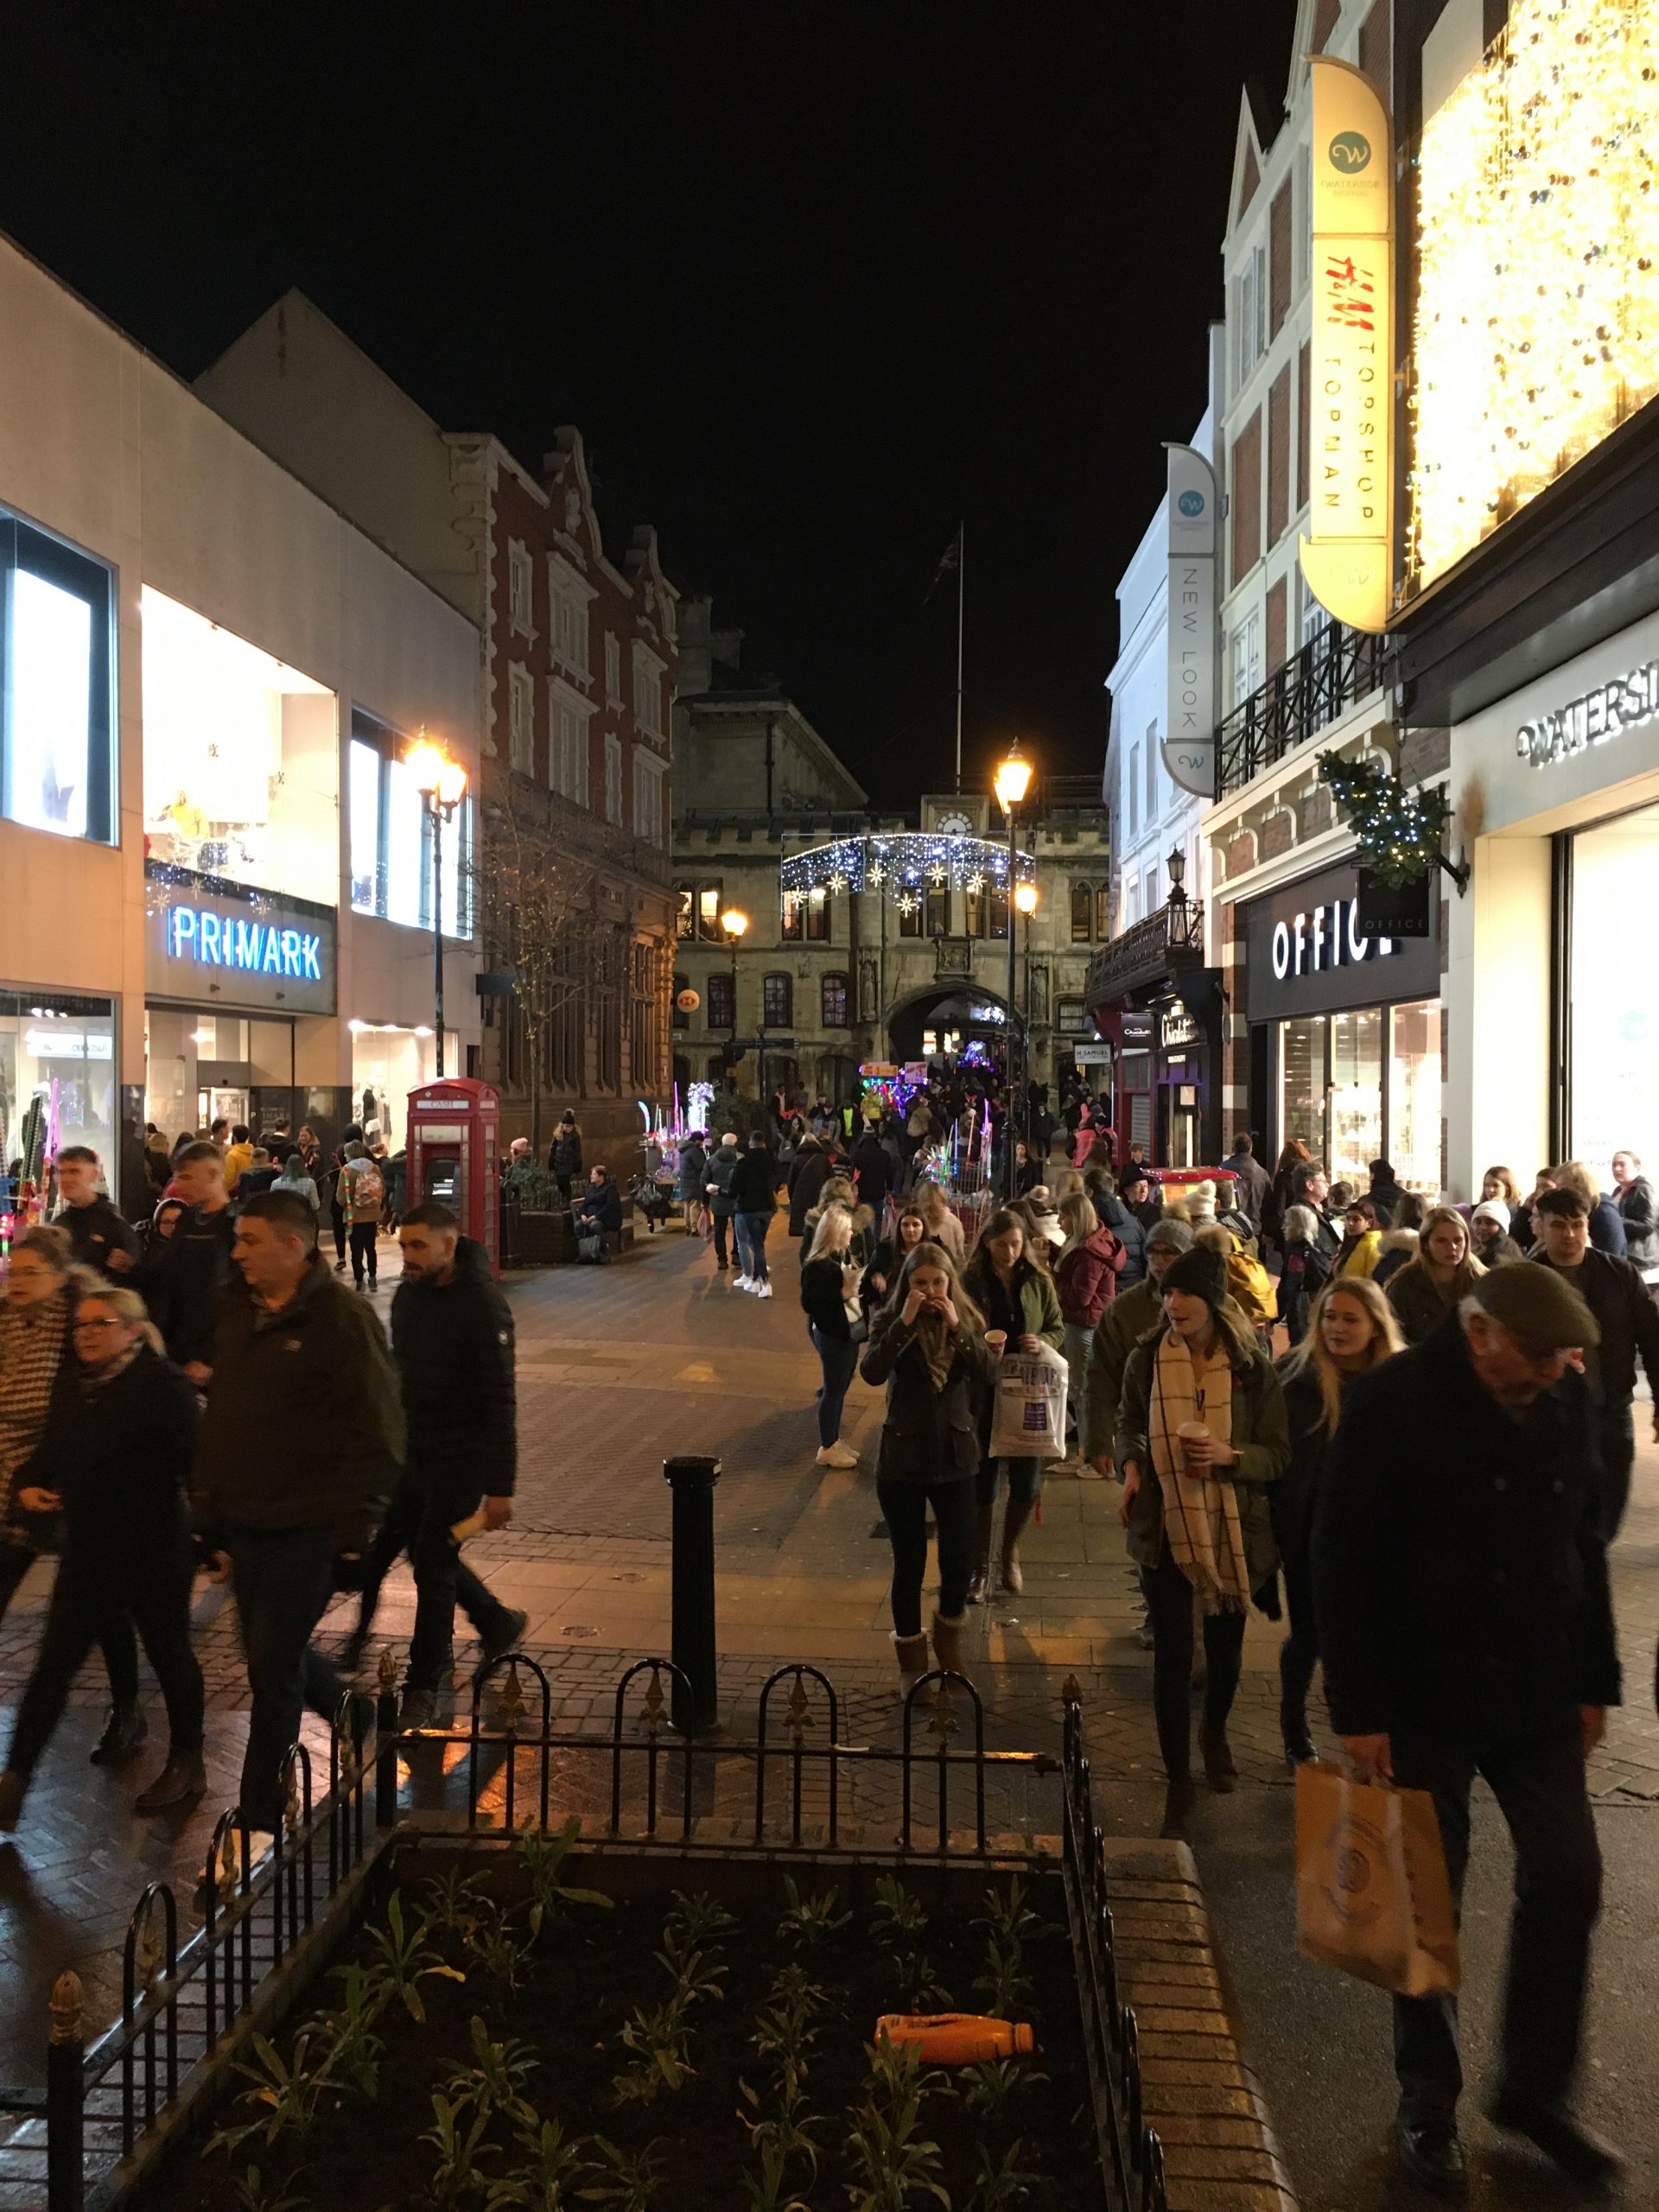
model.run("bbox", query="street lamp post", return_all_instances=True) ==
[1014,880,1039,1151]
[721,909,748,1091]
[994,738,1033,1198]
[406,738,469,1079]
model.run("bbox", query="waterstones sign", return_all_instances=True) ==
[145,863,336,1016]
[1517,662,1659,768]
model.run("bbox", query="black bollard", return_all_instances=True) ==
[664,1453,721,1732]
[47,1972,84,2212]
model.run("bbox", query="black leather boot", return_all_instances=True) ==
[90,1704,149,1767]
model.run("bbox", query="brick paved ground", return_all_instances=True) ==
[3,1205,1658,2208]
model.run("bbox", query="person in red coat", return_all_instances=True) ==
[1053,1192,1125,1469]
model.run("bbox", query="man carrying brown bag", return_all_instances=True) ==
[1313,1264,1620,2199]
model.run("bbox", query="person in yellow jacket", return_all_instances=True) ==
[1196,1224,1276,1341]
[1333,1197,1385,1280]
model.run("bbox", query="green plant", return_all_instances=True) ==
[654,1926,728,2011]
[973,1930,1033,2023]
[424,1866,491,1943]
[424,2091,498,2207]
[845,2038,950,2212]
[739,2138,815,2212]
[1318,749,1456,888]
[612,1996,694,2104]
[361,1891,466,2023]
[662,1890,738,1950]
[227,2169,314,2212]
[306,1963,387,2101]
[579,2137,663,2211]
[471,1899,537,1992]
[207,2031,332,2158]
[486,2116,591,2211]
[777,1876,852,1950]
[445,2014,540,2131]
[967,2139,1039,2212]
[750,1968,828,2101]
[738,2075,821,2173]
[872,1876,951,2008]
[973,1878,1039,1950]
[520,1817,615,1937]
[961,2057,1046,2120]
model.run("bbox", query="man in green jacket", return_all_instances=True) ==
[195,1190,404,1847]
[1083,1217,1193,1476]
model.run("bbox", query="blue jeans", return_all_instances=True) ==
[739,1211,772,1283]
[811,1327,860,1446]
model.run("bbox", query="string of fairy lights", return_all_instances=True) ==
[1408,0,1659,588]
[778,831,1036,918]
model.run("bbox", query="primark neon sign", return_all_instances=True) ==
[166,906,325,982]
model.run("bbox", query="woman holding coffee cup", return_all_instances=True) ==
[962,1210,1065,1599]
[1116,1243,1289,1839]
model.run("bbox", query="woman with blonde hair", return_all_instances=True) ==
[1273,1278,1403,1764]
[1385,1205,1485,1344]
[915,1179,965,1261]
[798,1205,864,1471]
[860,1242,999,1688]
[1053,1192,1124,1466]
[0,1281,206,1827]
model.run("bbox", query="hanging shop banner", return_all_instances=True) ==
[1299,56,1395,637]
[1162,442,1219,798]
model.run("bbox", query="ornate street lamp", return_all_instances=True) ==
[1166,842,1192,946]
[406,736,469,1078]
[995,739,1034,1194]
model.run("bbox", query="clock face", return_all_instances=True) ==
[935,810,974,837]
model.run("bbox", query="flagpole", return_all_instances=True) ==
[954,521,964,793]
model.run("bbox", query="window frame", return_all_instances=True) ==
[0,511,118,846]
[507,662,535,773]
[604,732,623,824]
[349,709,473,938]
[507,540,535,635]
[707,969,735,1030]
[1070,880,1092,943]
[632,747,664,845]
[762,972,792,1029]
[820,971,849,1029]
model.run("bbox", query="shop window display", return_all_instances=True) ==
[1570,804,1659,1177]
[1,512,116,844]
[1388,1001,1442,1194]
[1328,1007,1382,1190]
[0,991,116,1183]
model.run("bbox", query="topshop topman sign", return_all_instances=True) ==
[1298,56,1395,637]
[145,862,336,1016]
[1162,442,1220,798]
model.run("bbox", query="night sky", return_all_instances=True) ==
[2,8,1298,804]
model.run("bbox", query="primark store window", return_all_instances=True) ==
[0,991,117,1180]
[0,511,117,844]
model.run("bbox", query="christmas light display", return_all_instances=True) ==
[778,830,1034,910]
[1318,751,1456,887]
[1408,0,1659,589]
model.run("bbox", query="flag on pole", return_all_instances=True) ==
[925,526,962,601]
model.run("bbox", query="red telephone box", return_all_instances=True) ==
[406,1078,502,1274]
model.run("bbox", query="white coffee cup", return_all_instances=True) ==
[1177,1420,1210,1468]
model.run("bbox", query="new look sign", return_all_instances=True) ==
[145,862,336,1016]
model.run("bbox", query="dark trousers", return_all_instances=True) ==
[1599,1402,1635,1541]
[811,1329,860,1447]
[330,1200,346,1263]
[228,1523,346,1832]
[1143,1548,1247,1782]
[8,1544,203,1780]
[1391,1713,1601,2124]
[876,1478,976,1636]
[0,1539,138,1711]
[713,1213,732,1266]
[355,1467,511,1691]
[1279,1539,1318,1722]
[348,1220,378,1286]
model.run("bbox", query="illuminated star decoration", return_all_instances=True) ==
[926,861,948,885]
[964,871,985,896]
[896,892,919,917]
[828,871,849,894]
[868,863,887,885]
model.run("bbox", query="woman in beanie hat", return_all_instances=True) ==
[1470,1199,1526,1268]
[1116,1242,1289,1837]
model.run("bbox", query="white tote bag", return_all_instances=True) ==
[988,1344,1069,1461]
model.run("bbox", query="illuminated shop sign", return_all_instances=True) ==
[1246,861,1441,1026]
[144,861,336,1015]
[167,906,324,981]
[1271,899,1396,981]
[1516,663,1659,770]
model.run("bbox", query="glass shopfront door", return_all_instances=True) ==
[1271,996,1440,1192]
[1568,802,1659,1178]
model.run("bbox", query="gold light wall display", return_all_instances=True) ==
[1408,0,1659,591]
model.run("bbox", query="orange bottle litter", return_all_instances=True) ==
[875,2013,1034,2063]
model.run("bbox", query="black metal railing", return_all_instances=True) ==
[5,1657,1171,2212]
[1083,896,1204,1008]
[1215,620,1386,798]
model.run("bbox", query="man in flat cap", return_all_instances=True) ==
[1314,1262,1620,2198]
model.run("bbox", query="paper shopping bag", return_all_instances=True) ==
[988,1345,1068,1461]
[1295,1763,1459,1997]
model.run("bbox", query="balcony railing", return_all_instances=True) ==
[1083,895,1204,1007]
[1215,621,1386,799]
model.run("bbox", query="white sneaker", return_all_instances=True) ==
[816,1441,858,1469]
[733,1274,753,1290]
[754,1281,772,1299]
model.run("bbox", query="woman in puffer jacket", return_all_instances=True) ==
[1052,1193,1123,1468]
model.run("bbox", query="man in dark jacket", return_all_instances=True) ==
[729,1132,779,1297]
[345,1201,525,1725]
[1314,1265,1620,2197]
[705,1131,741,1271]
[852,1126,893,1217]
[52,1147,137,1276]
[575,1164,623,1237]
[788,1134,835,1238]
[1224,1135,1271,1225]
[1531,1185,1659,1538]
[1116,1164,1163,1238]
[145,1142,238,1382]
[1367,1157,1408,1226]
[194,1190,403,1844]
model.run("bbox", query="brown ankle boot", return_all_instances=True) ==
[931,1609,970,1682]
[891,1630,930,1691]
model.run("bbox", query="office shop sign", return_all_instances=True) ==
[1245,861,1439,1024]
[145,862,336,1016]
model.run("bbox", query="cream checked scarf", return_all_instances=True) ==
[1149,1328,1252,1613]
[0,1289,70,1532]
